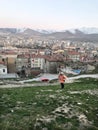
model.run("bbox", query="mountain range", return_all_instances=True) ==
[0,27,98,42]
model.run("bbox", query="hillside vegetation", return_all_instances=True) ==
[0,78,98,130]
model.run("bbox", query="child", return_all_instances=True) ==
[58,72,67,89]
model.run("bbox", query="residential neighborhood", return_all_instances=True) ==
[0,29,98,78]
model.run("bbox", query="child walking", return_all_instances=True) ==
[58,72,67,89]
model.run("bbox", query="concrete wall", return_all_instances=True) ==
[0,65,7,74]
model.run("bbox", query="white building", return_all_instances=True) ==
[30,56,45,70]
[0,64,7,74]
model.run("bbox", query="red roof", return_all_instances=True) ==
[68,51,80,55]
[31,54,64,62]
[17,54,30,58]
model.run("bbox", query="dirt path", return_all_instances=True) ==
[0,74,98,88]
[0,82,59,88]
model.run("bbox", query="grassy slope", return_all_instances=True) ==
[0,78,98,130]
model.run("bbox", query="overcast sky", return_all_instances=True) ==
[0,0,98,30]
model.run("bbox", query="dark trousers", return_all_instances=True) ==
[60,83,64,89]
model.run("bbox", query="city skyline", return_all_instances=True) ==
[0,0,98,30]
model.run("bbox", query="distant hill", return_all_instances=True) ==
[45,29,98,42]
[23,28,42,36]
[0,27,98,42]
[78,27,98,34]
[0,28,17,34]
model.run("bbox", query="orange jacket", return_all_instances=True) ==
[58,74,67,83]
